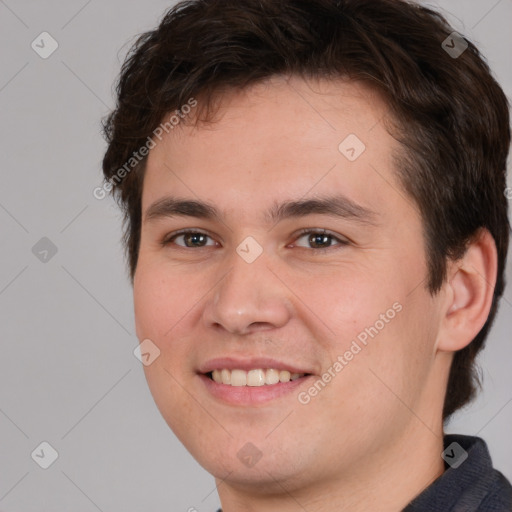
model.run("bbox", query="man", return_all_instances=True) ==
[101,0,512,510]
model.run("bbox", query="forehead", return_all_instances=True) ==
[142,75,407,223]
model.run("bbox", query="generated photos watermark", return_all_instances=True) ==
[298,301,403,404]
[93,97,197,200]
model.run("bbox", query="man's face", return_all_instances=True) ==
[134,76,446,490]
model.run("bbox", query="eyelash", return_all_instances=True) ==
[161,228,349,252]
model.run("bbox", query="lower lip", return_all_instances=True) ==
[198,374,313,405]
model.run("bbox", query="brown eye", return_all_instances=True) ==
[293,229,348,251]
[163,230,216,248]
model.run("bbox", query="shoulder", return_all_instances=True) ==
[479,470,512,510]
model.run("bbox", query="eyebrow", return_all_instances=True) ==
[144,194,380,227]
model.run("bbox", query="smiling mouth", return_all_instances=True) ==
[206,368,311,387]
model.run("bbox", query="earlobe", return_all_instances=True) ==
[437,228,498,353]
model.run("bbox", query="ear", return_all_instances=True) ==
[436,228,498,353]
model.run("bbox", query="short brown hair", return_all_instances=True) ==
[102,0,510,420]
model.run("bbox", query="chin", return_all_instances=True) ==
[190,435,307,487]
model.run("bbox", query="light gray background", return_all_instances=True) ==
[0,1,511,511]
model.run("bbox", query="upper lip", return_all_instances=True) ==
[198,357,314,375]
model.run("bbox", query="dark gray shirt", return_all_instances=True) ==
[404,434,512,511]
[216,434,512,511]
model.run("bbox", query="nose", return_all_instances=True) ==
[201,248,293,336]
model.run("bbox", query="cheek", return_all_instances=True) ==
[133,265,200,388]
[134,267,196,431]
[295,267,399,350]
[133,264,185,341]
[302,267,432,403]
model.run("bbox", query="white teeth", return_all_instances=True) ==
[230,369,247,387]
[209,368,307,386]
[221,369,231,385]
[247,369,265,387]
[265,368,280,385]
[279,370,291,383]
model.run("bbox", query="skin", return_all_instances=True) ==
[133,75,497,511]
